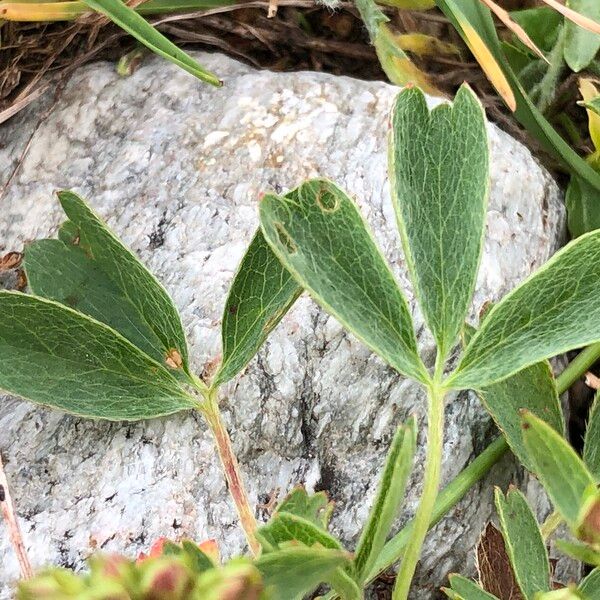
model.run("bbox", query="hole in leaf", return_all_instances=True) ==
[315,184,340,213]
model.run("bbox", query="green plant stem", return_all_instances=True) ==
[541,510,563,541]
[530,24,566,113]
[392,379,446,600]
[364,435,509,588]
[202,391,260,556]
[556,342,600,391]
[323,343,600,599]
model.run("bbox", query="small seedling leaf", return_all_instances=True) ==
[0,292,195,420]
[274,486,334,529]
[260,178,427,383]
[214,230,302,387]
[494,487,551,598]
[256,544,350,600]
[521,412,596,530]
[354,416,416,582]
[462,323,564,473]
[450,230,600,389]
[389,84,489,360]
[25,191,190,376]
[257,512,343,553]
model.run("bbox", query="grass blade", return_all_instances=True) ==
[81,0,222,85]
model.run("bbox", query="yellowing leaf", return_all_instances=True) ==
[461,20,516,111]
[580,78,600,160]
[355,0,441,96]
[396,32,462,58]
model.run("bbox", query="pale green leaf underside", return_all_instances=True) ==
[444,574,499,599]
[259,178,427,383]
[450,230,600,390]
[27,191,190,375]
[389,84,489,358]
[584,392,600,481]
[214,230,302,387]
[354,416,416,582]
[495,488,550,598]
[462,323,563,473]
[522,412,595,527]
[0,292,195,420]
[564,0,600,72]
[81,0,221,85]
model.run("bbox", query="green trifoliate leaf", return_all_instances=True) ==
[257,513,343,553]
[25,191,190,377]
[564,0,600,72]
[81,0,221,86]
[442,574,500,599]
[494,487,550,598]
[256,544,350,600]
[521,412,600,539]
[274,486,333,529]
[449,230,600,390]
[0,292,195,420]
[462,324,563,473]
[213,230,301,387]
[579,567,600,598]
[354,416,416,582]
[259,178,427,383]
[584,392,600,481]
[389,84,489,359]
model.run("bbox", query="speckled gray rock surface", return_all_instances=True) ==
[0,52,565,598]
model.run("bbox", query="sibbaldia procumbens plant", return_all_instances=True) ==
[5,84,600,598]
